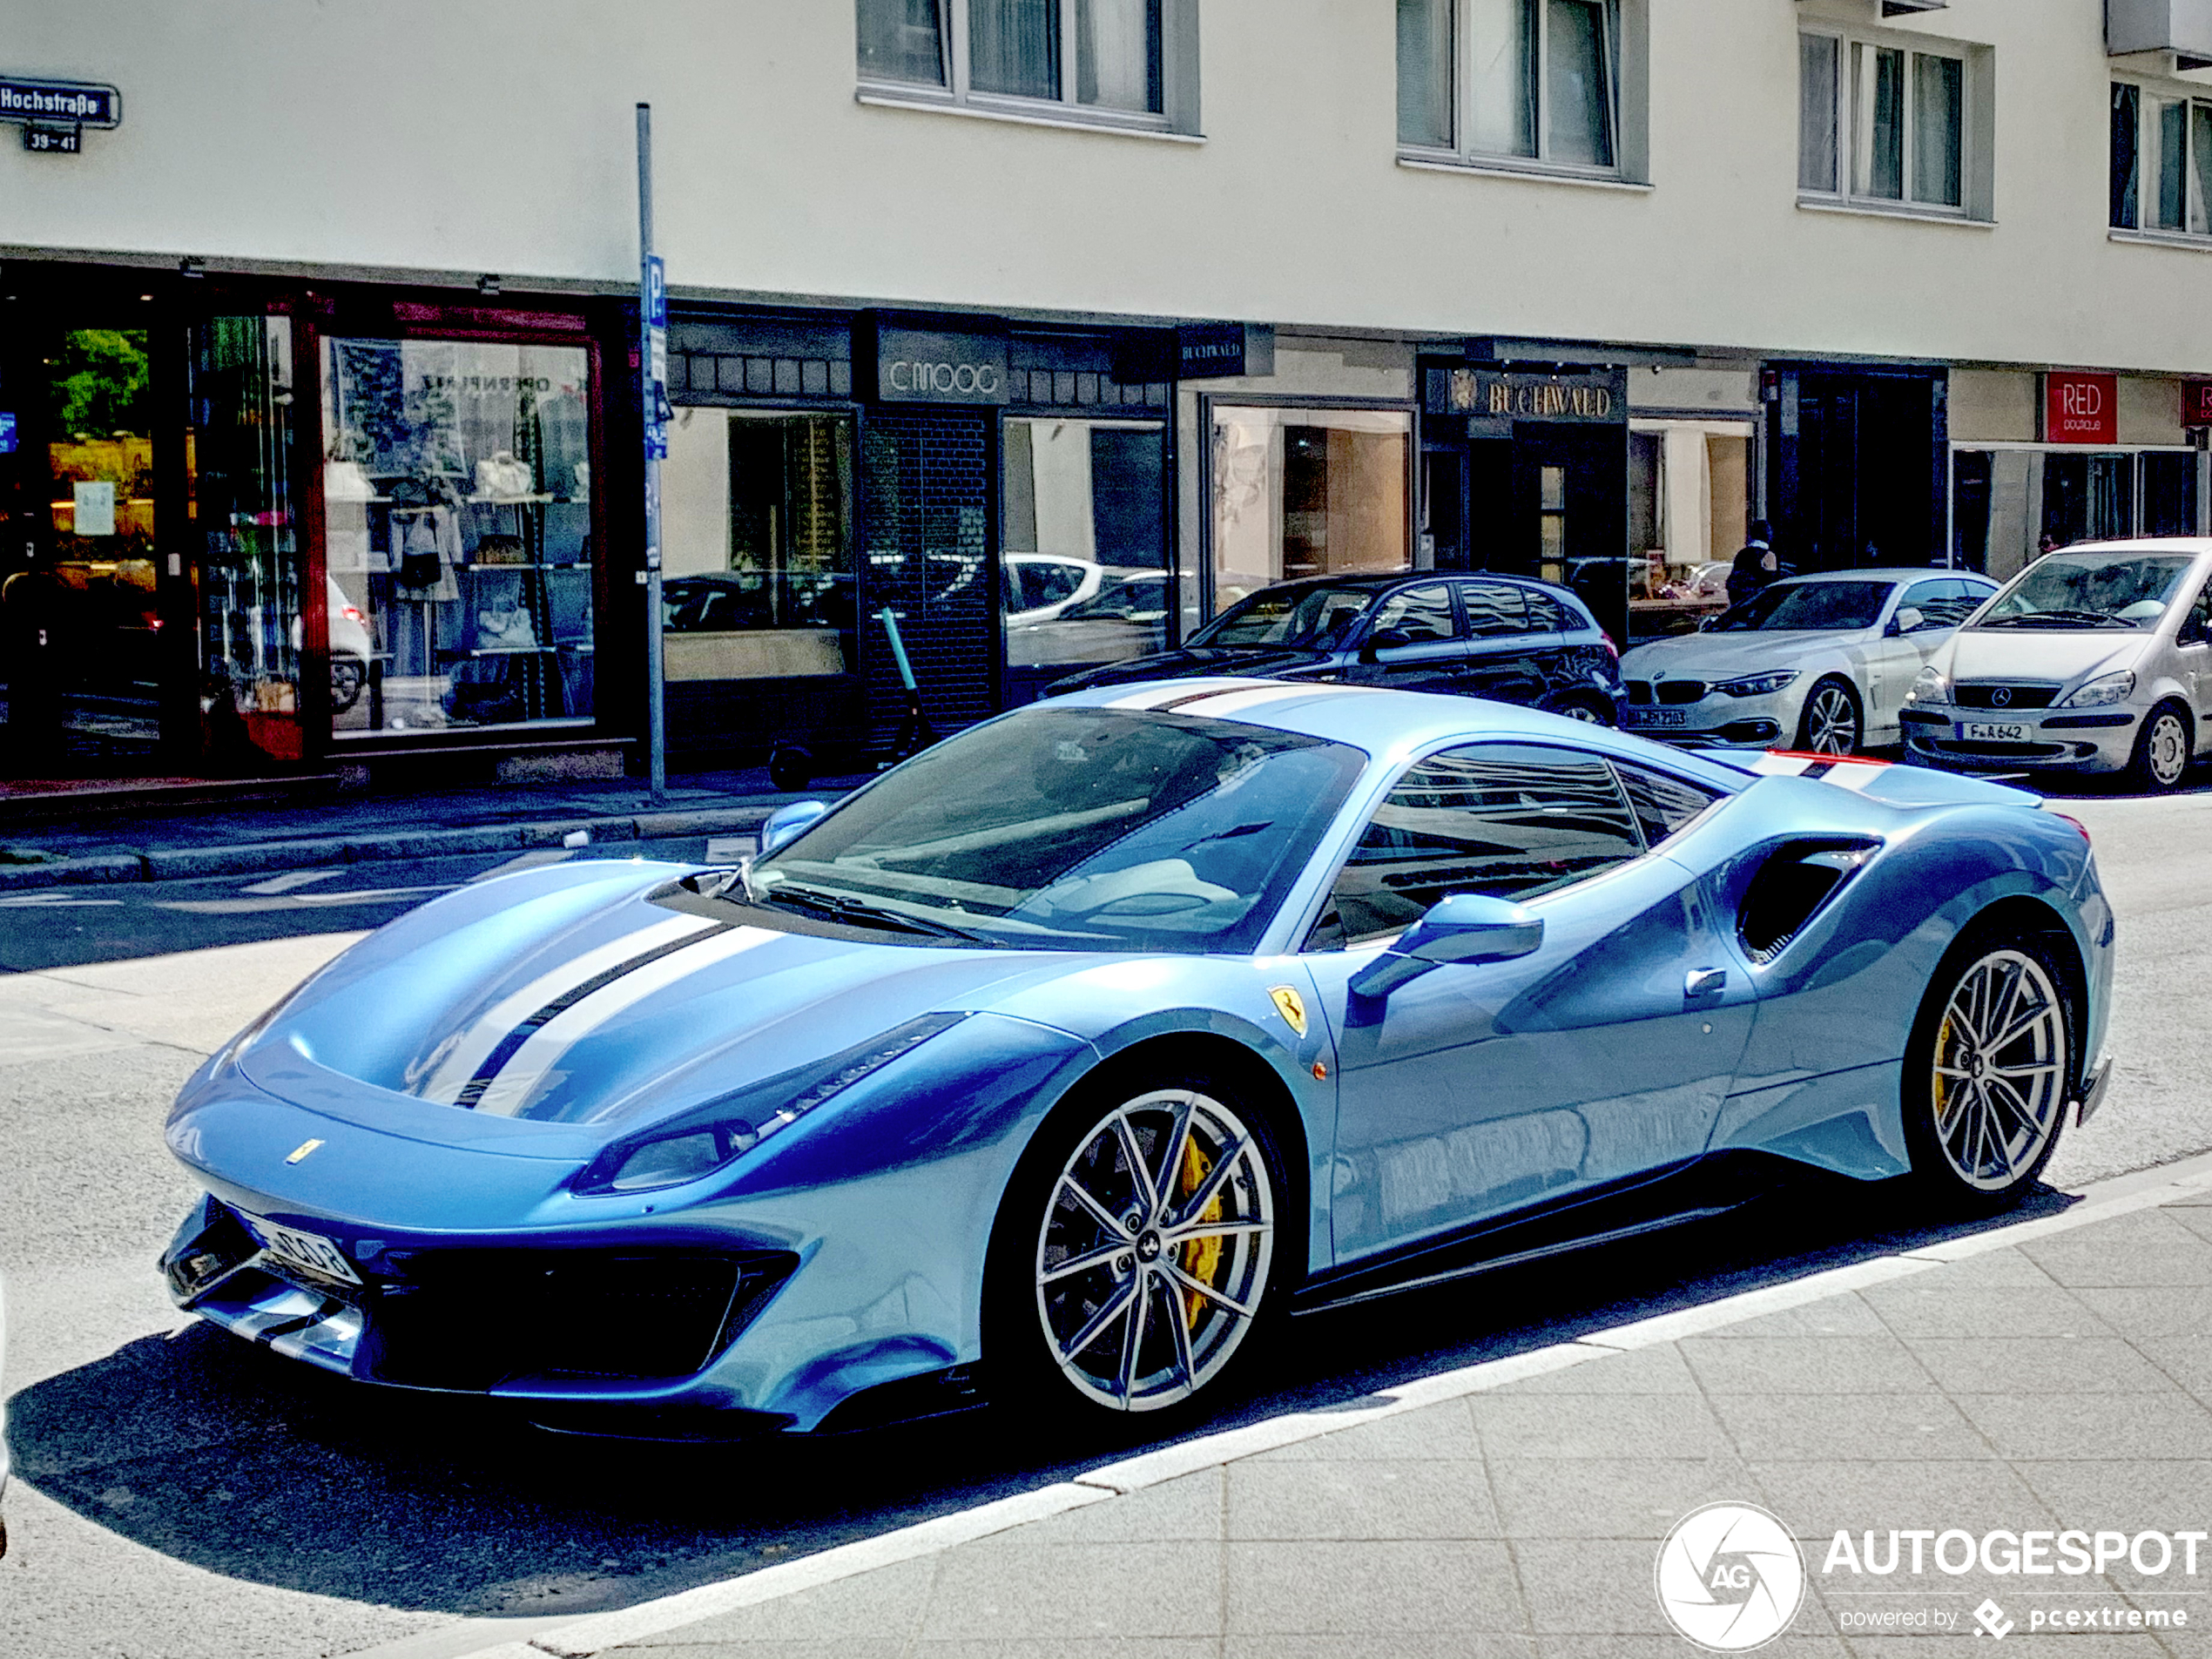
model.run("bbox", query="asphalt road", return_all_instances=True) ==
[0,791,2208,1659]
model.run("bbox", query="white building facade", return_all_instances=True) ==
[3,0,2209,781]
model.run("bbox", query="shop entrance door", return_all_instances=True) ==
[1507,426,1629,647]
[2,320,171,773]
[1777,372,1939,574]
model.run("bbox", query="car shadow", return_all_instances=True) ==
[5,1168,2079,1620]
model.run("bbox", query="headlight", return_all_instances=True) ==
[2060,670,2135,709]
[579,1012,971,1195]
[1713,671,1799,698]
[1905,665,1951,707]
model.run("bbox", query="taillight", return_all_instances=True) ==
[1600,633,1620,660]
[341,605,364,622]
[2052,813,2092,843]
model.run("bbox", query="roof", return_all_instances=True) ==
[1221,569,1587,601]
[1771,568,1993,585]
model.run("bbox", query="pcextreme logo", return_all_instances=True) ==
[1655,1502,1806,1652]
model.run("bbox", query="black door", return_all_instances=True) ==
[1777,372,1939,574]
[1345,580,1464,694]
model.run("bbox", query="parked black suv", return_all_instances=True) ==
[1049,571,1625,721]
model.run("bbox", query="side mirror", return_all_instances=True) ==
[1349,894,1545,999]
[759,799,829,856]
[1887,606,1924,637]
[1358,626,1415,664]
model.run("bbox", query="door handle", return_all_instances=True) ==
[1685,967,1729,1002]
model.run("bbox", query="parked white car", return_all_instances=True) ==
[1903,539,2212,792]
[1620,569,1997,754]
[1,1271,10,1560]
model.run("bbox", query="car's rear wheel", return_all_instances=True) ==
[1903,930,2073,1211]
[993,1076,1283,1423]
[1548,694,1614,726]
[2126,701,2192,792]
[1796,677,1862,756]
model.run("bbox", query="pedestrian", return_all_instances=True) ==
[2037,532,2061,560]
[1726,520,1780,608]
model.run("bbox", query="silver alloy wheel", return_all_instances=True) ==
[2146,708,2189,787]
[1034,1088,1275,1412]
[1803,682,1860,755]
[1560,702,1606,724]
[1931,948,2067,1192]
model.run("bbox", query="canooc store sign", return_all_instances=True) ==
[871,322,1010,406]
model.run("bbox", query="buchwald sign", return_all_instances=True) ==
[2046,371,2120,445]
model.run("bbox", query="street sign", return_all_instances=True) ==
[0,75,119,128]
[0,413,15,455]
[24,124,79,154]
[643,253,669,461]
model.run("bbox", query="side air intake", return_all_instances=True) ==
[1738,840,1878,964]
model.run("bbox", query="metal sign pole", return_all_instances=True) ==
[637,101,668,800]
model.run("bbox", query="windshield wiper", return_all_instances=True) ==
[1981,609,2135,630]
[758,881,984,942]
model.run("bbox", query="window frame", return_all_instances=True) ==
[1395,0,1649,185]
[855,0,1197,137]
[1797,24,1982,222]
[2109,78,2212,244]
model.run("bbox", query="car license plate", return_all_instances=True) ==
[240,1213,361,1285]
[1624,707,1689,728]
[1958,721,2031,743]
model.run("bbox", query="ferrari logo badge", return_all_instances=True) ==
[1268,985,1308,1039]
[285,1138,325,1165]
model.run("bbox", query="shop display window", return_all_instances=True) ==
[1002,416,1167,701]
[660,408,859,683]
[1211,407,1411,616]
[320,338,595,736]
[1952,447,2200,581]
[1625,419,1752,641]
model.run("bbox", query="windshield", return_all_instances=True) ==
[1711,580,1889,633]
[1191,584,1379,649]
[1975,551,2196,631]
[747,708,1366,954]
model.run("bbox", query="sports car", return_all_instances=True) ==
[160,682,2115,1433]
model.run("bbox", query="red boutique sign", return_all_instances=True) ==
[2185,381,2212,428]
[2045,372,2119,444]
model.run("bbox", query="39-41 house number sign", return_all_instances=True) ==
[0,74,122,155]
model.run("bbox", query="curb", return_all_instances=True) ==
[420,1147,2212,1659]
[0,807,775,893]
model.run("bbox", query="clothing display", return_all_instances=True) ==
[393,506,462,599]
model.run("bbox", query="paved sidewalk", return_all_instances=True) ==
[475,1163,2212,1659]
[0,765,864,892]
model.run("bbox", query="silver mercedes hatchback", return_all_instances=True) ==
[1902,540,2212,791]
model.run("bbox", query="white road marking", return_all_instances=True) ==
[153,885,457,916]
[471,849,578,882]
[240,868,347,895]
[0,893,126,907]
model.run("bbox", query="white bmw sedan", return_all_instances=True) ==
[1619,569,1997,755]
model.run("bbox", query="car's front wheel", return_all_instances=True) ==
[993,1076,1283,1421]
[1796,677,1862,756]
[2126,700,2192,792]
[1903,930,2073,1211]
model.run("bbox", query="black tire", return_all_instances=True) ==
[330,657,366,715]
[767,745,813,792]
[986,1063,1291,1435]
[1795,676,1863,757]
[2125,700,2192,793]
[1548,693,1615,727]
[1901,925,2075,1214]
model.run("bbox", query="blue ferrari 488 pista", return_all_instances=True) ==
[162,680,2115,1433]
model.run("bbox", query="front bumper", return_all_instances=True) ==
[1901,706,2137,773]
[1620,689,1790,748]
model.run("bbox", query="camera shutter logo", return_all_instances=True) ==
[1655,1502,1805,1652]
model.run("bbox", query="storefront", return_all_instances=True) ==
[1764,362,1947,575]
[0,260,628,784]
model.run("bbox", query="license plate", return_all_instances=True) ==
[1959,721,2031,743]
[240,1213,361,1285]
[1624,707,1690,728]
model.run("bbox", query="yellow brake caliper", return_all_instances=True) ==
[1177,1134,1224,1330]
[1934,1014,1959,1128]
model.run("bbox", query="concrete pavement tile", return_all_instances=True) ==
[1684,1298,1891,1340]
[1469,1394,1729,1460]
[1952,1393,2212,1460]
[921,1541,1222,1640]
[1859,1284,2114,1339]
[2013,1459,2212,1531]
[1901,1336,2175,1394]
[2072,1289,2212,1338]
[620,1643,909,1658]
[2126,1334,2212,1402]
[910,1643,1221,1659]
[1895,1248,2058,1289]
[1749,1458,2057,1535]
[1224,1638,1532,1659]
[1534,1637,1847,1659]
[611,1558,933,1648]
[1017,1470,1221,1544]
[2021,1211,2212,1286]
[1245,1399,1480,1461]
[1709,1393,1992,1460]
[1487,1456,1757,1540]
[1223,1540,1522,1635]
[1496,1344,1701,1395]
[1679,1333,1936,1395]
[1225,1459,1501,1541]
[1513,1536,1688,1634]
[1838,1639,2172,1657]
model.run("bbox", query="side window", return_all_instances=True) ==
[1367,582,1459,644]
[1896,580,1956,631]
[1315,744,1643,948]
[2184,577,2212,644]
[1521,590,1576,633]
[1614,761,1723,848]
[1459,580,1534,638]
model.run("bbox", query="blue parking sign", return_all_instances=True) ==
[0,411,15,455]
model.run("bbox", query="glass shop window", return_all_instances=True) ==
[1625,419,1753,643]
[1001,416,1167,699]
[1211,406,1412,617]
[659,408,859,683]
[320,338,596,736]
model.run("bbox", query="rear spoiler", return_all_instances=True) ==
[1692,751,2043,811]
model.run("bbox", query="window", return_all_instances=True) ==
[1395,0,1639,177]
[1316,743,1645,947]
[1615,761,1719,847]
[856,0,1189,131]
[1627,419,1754,643]
[1209,406,1412,616]
[1895,577,1982,631]
[1457,578,1532,637]
[1367,582,1458,644]
[1799,30,1971,214]
[2110,83,2212,236]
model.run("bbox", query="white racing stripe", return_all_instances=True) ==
[418,913,723,1104]
[470,926,778,1117]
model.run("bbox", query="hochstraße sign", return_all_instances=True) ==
[0,75,122,129]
